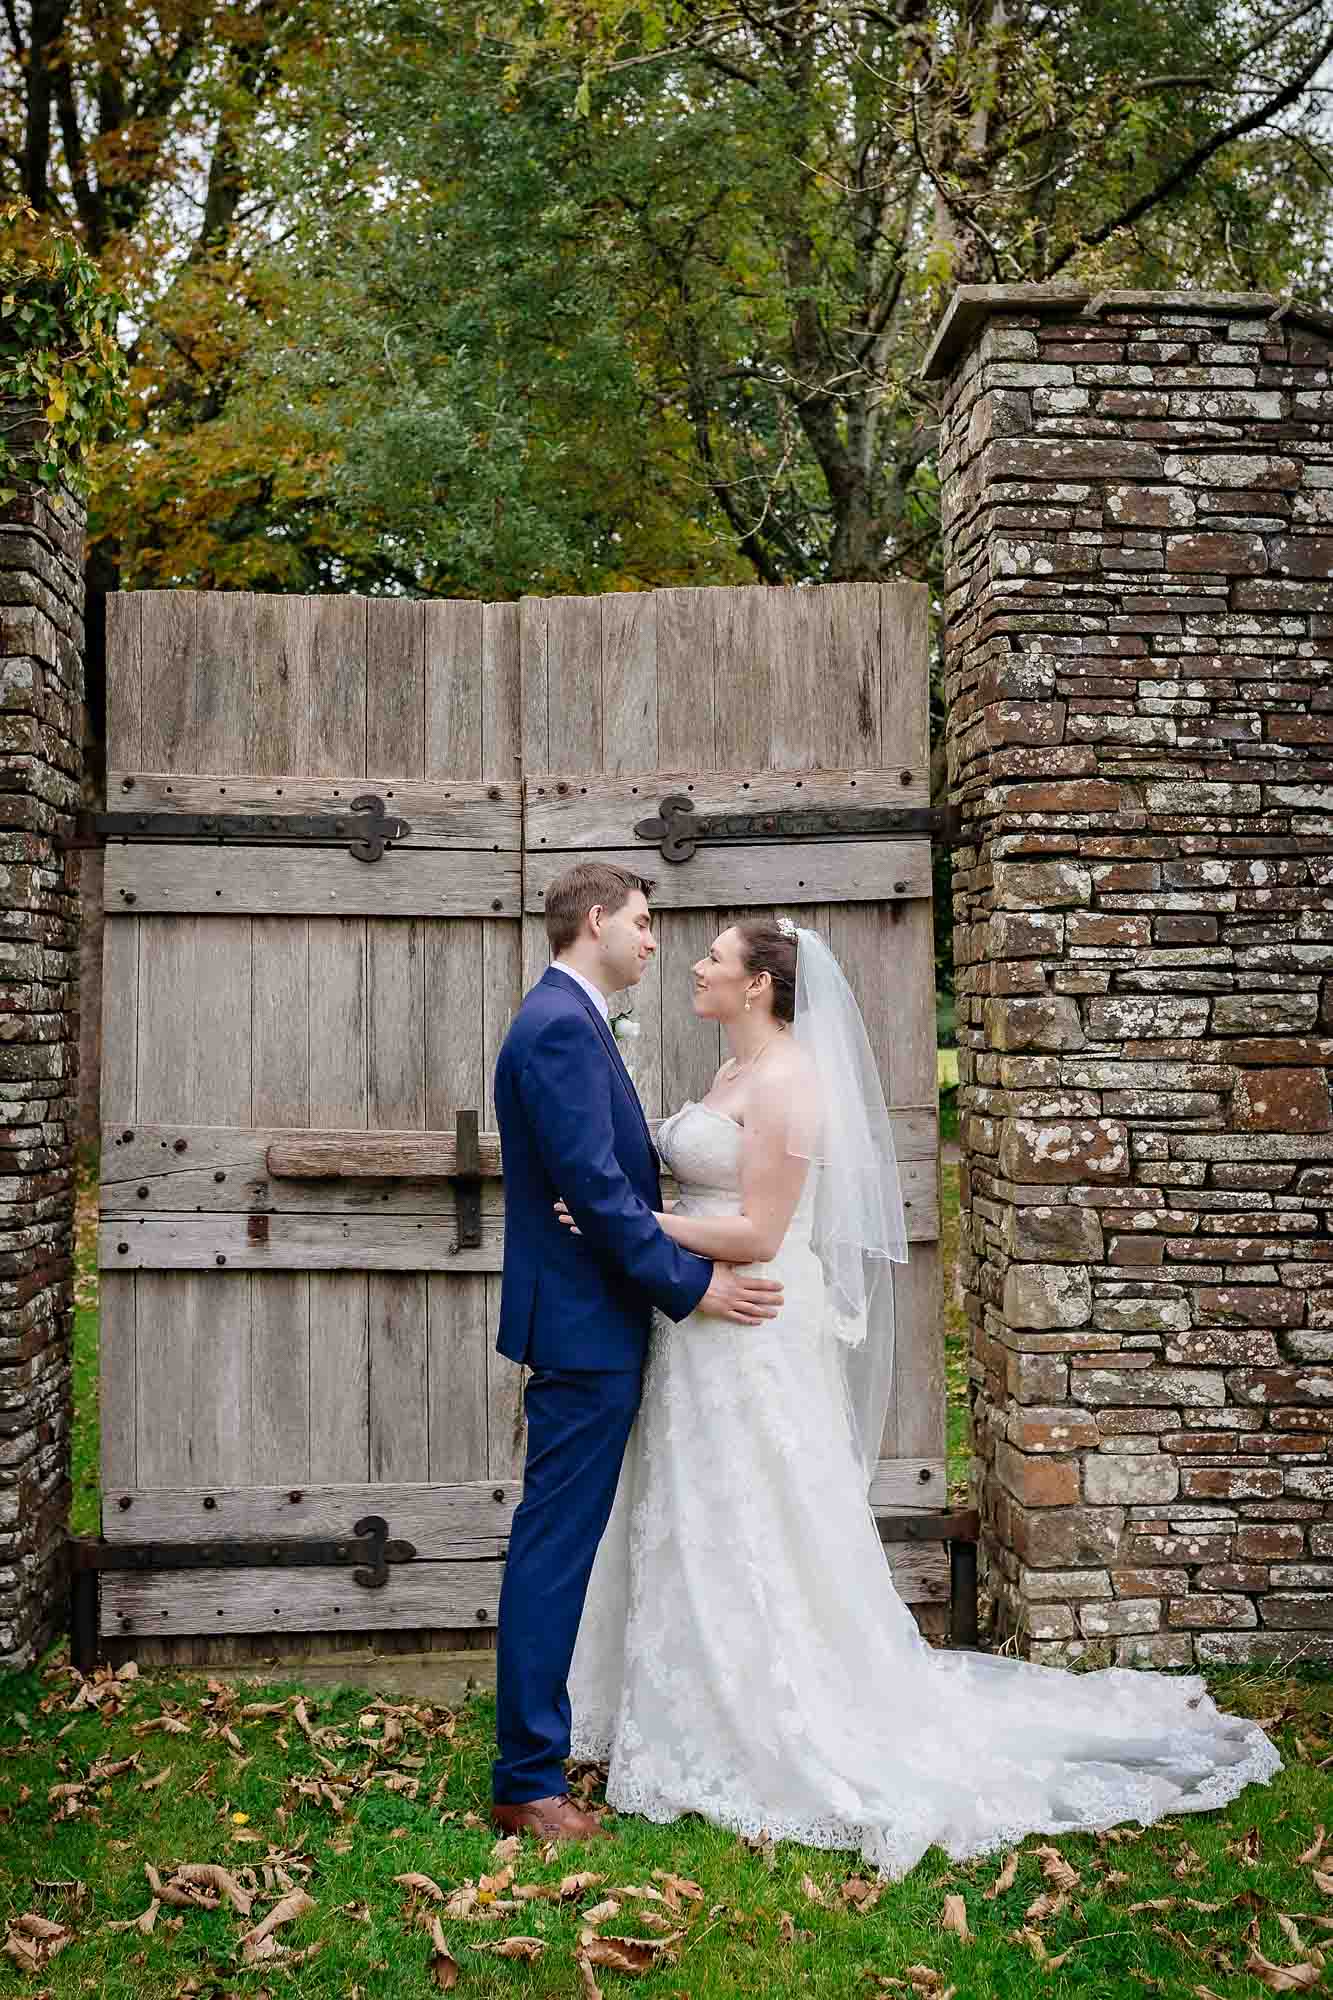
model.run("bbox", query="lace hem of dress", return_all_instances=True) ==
[568,1719,1284,1882]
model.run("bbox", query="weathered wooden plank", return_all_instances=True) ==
[104,774,522,849]
[425,599,483,780]
[519,595,549,774]
[827,582,882,766]
[482,921,521,1130]
[194,590,259,774]
[104,592,142,770]
[368,921,425,1128]
[310,1276,370,1483]
[602,592,657,774]
[482,601,521,784]
[521,914,550,1001]
[715,587,773,767]
[869,1458,949,1512]
[547,595,602,771]
[104,846,520,917]
[251,1274,309,1483]
[369,1274,428,1482]
[105,1117,933,1181]
[425,920,484,1125]
[658,910,721,1112]
[100,1562,504,1637]
[770,585,828,773]
[99,1536,943,1637]
[99,1211,506,1272]
[139,592,195,772]
[526,769,930,853]
[526,841,931,912]
[428,1275,489,1481]
[487,1291,526,1483]
[98,1272,136,1491]
[880,582,931,776]
[136,916,197,1121]
[656,588,716,770]
[291,595,367,777]
[99,1478,520,1547]
[190,1273,251,1485]
[250,591,299,773]
[135,1273,194,1483]
[309,919,368,1129]
[99,913,138,1128]
[368,598,425,779]
[252,920,308,1127]
[193,918,253,1124]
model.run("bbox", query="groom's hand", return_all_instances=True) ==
[698,1267,784,1325]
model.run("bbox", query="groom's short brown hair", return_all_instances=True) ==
[543,861,656,952]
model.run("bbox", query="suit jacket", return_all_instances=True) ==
[494,965,714,1370]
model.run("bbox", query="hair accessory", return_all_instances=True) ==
[776,915,798,940]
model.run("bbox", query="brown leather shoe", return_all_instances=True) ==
[490,1793,611,1843]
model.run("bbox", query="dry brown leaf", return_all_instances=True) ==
[139,1767,171,1792]
[394,1872,446,1902]
[581,1899,622,1928]
[903,1964,946,1991]
[172,1864,253,1915]
[580,1932,682,1973]
[1312,1871,1333,1897]
[1183,1900,1224,1913]
[778,1911,796,1944]
[1025,1890,1069,1922]
[841,1875,883,1911]
[560,1871,606,1899]
[428,1915,460,1990]
[984,1852,1018,1900]
[444,1886,478,1919]
[1032,1845,1080,1894]
[106,1895,161,1936]
[478,1867,514,1896]
[1298,1829,1327,1867]
[1129,1898,1178,1915]
[1242,1944,1321,1991]
[941,1894,970,1941]
[576,1948,604,1999]
[239,1884,316,1960]
[3,1912,73,1973]
[1019,1927,1077,1969]
[490,1833,522,1864]
[472,1936,546,1960]
[1172,1844,1205,1879]
[652,1871,704,1908]
[800,1873,827,1905]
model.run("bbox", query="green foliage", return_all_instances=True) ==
[0,203,127,506]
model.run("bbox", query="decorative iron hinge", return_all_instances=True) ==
[453,1107,483,1251]
[70,1515,415,1587]
[57,794,411,863]
[633,795,960,863]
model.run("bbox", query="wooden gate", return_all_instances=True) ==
[91,581,944,1664]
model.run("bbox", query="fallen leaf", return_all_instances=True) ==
[941,1894,970,1941]
[1242,1944,1321,1991]
[580,1931,682,1972]
[1032,1845,1080,1893]
[1172,1843,1205,1879]
[1019,1927,1077,1969]
[984,1852,1018,1900]
[394,1873,446,1903]
[1298,1829,1326,1867]
[1025,1891,1069,1922]
[652,1871,704,1908]
[472,1935,546,1960]
[490,1834,522,1863]
[581,1898,621,1928]
[239,1885,316,1963]
[576,1948,604,1998]
[172,1864,253,1916]
[139,1767,171,1792]
[800,1873,826,1905]
[428,1915,460,1990]
[561,1871,606,1899]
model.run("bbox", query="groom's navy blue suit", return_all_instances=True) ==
[492,964,713,1804]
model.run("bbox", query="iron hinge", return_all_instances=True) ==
[57,794,411,863]
[633,795,962,863]
[70,1516,415,1587]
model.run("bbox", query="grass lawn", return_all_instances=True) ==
[3,1145,1329,1997]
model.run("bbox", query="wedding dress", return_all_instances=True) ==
[568,1098,1284,1881]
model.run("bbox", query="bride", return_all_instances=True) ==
[562,916,1283,1880]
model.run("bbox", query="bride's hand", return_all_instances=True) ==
[554,1199,580,1236]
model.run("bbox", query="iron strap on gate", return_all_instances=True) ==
[68,1515,418,1672]
[57,792,411,863]
[633,794,961,864]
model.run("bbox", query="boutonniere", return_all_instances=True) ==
[612,1009,641,1059]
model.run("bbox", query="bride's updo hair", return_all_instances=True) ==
[735,918,797,1024]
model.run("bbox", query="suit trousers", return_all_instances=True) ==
[492,1364,642,1804]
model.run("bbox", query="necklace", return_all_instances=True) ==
[723,1027,786,1078]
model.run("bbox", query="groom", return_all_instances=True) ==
[490,860,784,1841]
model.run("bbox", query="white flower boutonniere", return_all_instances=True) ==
[612,1010,642,1068]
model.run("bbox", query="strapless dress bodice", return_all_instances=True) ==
[656,1099,816,1232]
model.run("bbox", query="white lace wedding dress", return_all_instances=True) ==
[568,1100,1283,1880]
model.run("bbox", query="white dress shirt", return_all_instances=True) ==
[551,959,611,1023]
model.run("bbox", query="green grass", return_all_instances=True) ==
[1,1662,1331,1997]
[30,1133,1333,1997]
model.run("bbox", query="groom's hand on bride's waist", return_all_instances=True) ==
[697,1267,783,1325]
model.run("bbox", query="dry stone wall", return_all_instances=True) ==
[927,286,1333,1667]
[0,467,85,1669]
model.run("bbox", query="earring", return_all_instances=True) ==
[744,995,752,1011]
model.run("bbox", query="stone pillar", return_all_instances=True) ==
[927,286,1333,1666]
[0,456,86,1669]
